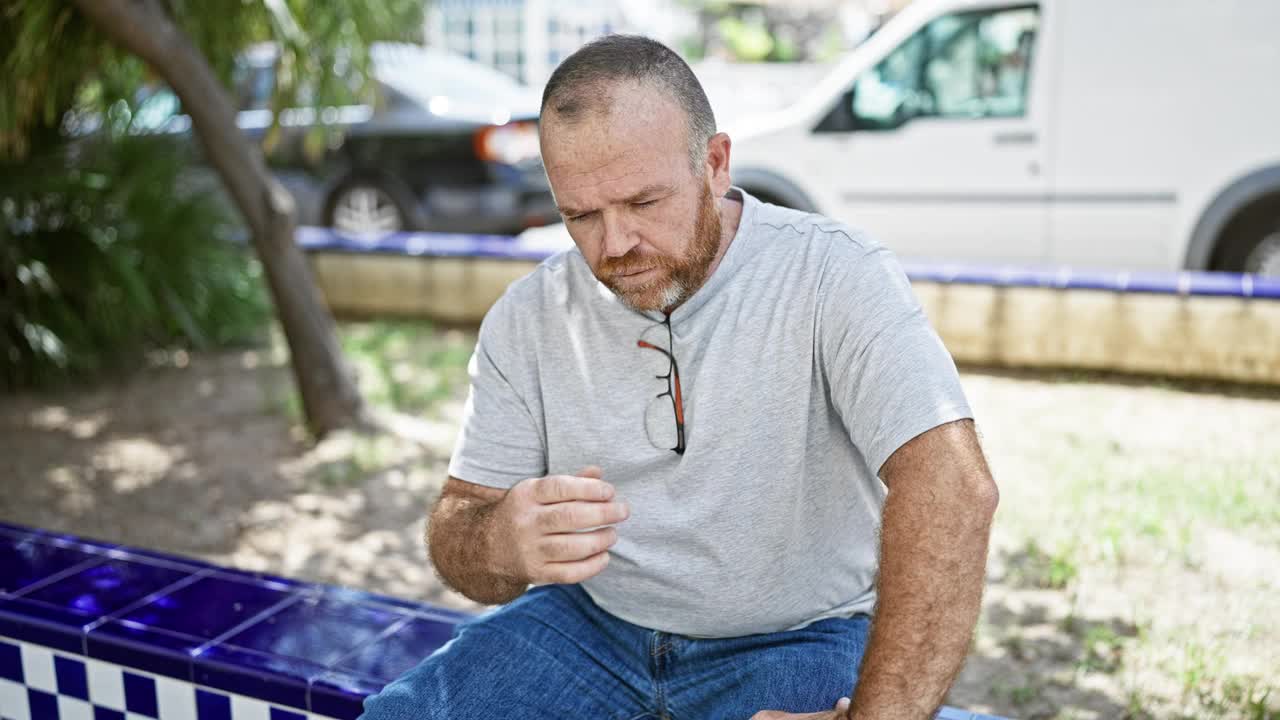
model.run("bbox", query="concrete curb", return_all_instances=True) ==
[300,227,1280,385]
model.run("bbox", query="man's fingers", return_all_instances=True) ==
[538,550,611,584]
[576,465,604,479]
[532,473,614,504]
[536,500,630,533]
[536,527,617,563]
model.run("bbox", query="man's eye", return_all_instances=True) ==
[567,211,595,223]
[634,199,658,208]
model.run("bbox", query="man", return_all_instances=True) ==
[360,35,997,720]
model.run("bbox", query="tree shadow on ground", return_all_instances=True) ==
[946,543,1146,720]
[0,348,486,615]
[0,351,300,556]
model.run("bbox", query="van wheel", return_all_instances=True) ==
[1216,208,1280,278]
[1245,227,1280,277]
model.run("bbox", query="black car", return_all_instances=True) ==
[135,43,558,237]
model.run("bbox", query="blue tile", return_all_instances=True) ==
[0,596,93,654]
[86,620,200,680]
[196,688,232,720]
[309,671,385,720]
[192,644,324,710]
[1251,275,1280,299]
[935,708,972,720]
[321,586,470,621]
[0,534,104,595]
[335,616,457,682]
[1188,271,1244,297]
[901,261,952,284]
[221,595,404,668]
[124,671,159,717]
[0,640,20,683]
[55,654,89,700]
[950,266,1004,286]
[19,559,193,621]
[27,688,58,719]
[269,708,307,720]
[200,566,308,593]
[1125,271,1180,295]
[1065,269,1124,292]
[106,546,219,572]
[7,527,118,552]
[94,708,125,720]
[116,573,294,640]
[0,520,32,536]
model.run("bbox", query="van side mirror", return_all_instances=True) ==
[814,88,858,133]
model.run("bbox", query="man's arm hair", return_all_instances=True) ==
[426,476,529,605]
[849,419,999,720]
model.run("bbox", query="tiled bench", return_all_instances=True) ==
[0,521,1006,720]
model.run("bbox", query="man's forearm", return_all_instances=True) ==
[427,495,528,605]
[850,425,998,720]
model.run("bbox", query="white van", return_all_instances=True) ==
[728,0,1280,276]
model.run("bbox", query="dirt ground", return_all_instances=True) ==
[2,341,1277,719]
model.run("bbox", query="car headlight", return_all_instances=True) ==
[473,120,541,166]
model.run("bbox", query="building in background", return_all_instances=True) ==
[425,0,914,86]
[425,0,694,86]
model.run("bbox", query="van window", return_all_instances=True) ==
[842,5,1039,130]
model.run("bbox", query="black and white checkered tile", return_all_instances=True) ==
[0,637,339,720]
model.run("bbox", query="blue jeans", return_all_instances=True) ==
[359,583,872,720]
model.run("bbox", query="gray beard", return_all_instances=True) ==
[617,278,686,313]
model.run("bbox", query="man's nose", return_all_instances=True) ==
[600,211,640,258]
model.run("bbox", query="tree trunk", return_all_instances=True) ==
[72,0,365,436]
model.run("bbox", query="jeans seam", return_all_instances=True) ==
[649,632,671,719]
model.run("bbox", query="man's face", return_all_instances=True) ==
[540,83,722,313]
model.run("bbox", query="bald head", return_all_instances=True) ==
[539,35,716,171]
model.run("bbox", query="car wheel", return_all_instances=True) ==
[326,179,410,236]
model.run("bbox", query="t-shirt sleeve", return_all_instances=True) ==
[446,295,547,490]
[818,242,973,478]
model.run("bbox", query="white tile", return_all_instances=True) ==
[57,696,94,720]
[18,643,56,693]
[230,694,272,720]
[87,658,127,710]
[156,675,198,720]
[0,677,31,720]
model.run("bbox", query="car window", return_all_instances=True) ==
[851,5,1039,129]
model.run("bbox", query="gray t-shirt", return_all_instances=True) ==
[448,187,972,638]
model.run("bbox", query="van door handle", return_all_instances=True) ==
[994,131,1037,145]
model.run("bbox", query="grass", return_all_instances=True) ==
[266,319,476,429]
[978,373,1280,719]
[339,320,475,417]
[263,319,477,488]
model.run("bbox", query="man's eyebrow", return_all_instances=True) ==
[622,183,677,203]
[557,183,677,217]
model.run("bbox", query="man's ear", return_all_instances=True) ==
[705,132,733,197]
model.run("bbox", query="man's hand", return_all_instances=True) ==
[750,696,852,720]
[488,465,630,586]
